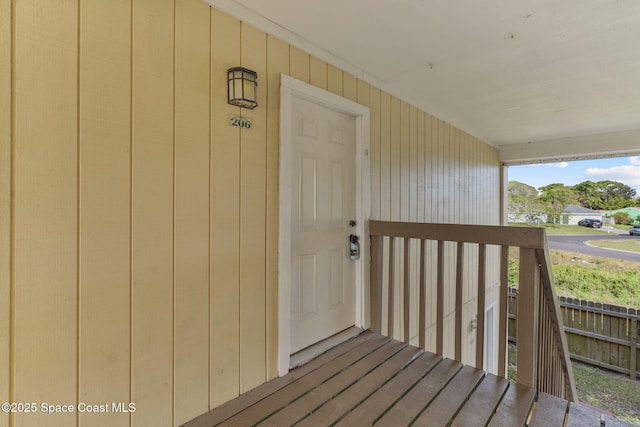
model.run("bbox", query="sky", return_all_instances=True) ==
[508,156,640,193]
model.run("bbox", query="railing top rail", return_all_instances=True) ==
[369,220,546,249]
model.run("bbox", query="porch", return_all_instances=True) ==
[185,221,633,426]
[183,331,628,426]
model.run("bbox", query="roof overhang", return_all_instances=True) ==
[499,128,640,165]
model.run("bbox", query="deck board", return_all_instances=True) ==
[295,345,423,426]
[411,364,486,426]
[185,331,377,427]
[450,373,509,427]
[528,392,568,427]
[375,358,462,426]
[217,335,389,426]
[333,351,442,426]
[183,332,634,427]
[488,381,536,427]
[257,341,406,426]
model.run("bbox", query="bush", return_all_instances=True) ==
[612,212,632,225]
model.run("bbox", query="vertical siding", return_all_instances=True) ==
[78,1,131,427]
[289,46,309,83]
[368,88,381,221]
[239,23,267,394]
[0,1,10,426]
[309,56,327,90]
[327,64,342,96]
[131,0,175,424]
[380,92,392,221]
[5,1,501,425]
[209,7,241,408]
[343,72,357,102]
[174,0,211,424]
[14,2,79,427]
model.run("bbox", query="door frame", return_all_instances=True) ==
[278,74,370,376]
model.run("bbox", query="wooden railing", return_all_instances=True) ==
[369,220,577,401]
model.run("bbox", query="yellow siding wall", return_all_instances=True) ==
[0,1,10,427]
[0,1,500,426]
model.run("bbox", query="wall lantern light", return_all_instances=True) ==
[227,67,258,109]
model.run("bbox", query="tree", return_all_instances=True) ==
[538,183,577,223]
[572,181,600,209]
[572,180,636,210]
[508,181,546,224]
[509,181,538,199]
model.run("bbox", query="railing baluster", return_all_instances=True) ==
[476,243,486,370]
[498,245,509,378]
[436,240,444,355]
[403,238,410,343]
[455,242,464,361]
[388,237,395,338]
[631,315,637,380]
[419,239,426,349]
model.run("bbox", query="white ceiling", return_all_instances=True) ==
[207,0,640,163]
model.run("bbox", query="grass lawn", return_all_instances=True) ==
[588,239,640,253]
[573,361,640,425]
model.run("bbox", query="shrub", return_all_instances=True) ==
[612,212,632,225]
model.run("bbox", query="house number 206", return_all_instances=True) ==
[230,115,252,129]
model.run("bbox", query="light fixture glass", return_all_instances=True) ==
[227,67,258,109]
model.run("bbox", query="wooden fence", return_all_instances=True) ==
[508,288,639,380]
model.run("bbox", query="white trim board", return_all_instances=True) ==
[278,74,371,376]
[499,128,640,165]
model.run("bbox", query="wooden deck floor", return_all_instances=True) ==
[184,331,632,427]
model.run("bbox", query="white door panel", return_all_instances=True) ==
[290,97,356,353]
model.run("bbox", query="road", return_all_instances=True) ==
[547,233,640,263]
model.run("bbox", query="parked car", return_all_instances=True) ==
[630,225,640,236]
[578,219,602,228]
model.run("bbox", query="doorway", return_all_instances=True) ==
[278,75,370,375]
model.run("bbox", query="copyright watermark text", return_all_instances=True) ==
[1,402,136,414]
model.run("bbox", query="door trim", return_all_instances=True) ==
[278,74,370,376]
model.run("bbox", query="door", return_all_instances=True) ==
[289,96,357,353]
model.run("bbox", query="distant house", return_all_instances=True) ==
[602,207,640,224]
[508,213,547,224]
[561,204,603,225]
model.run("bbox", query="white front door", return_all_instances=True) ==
[289,96,357,353]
